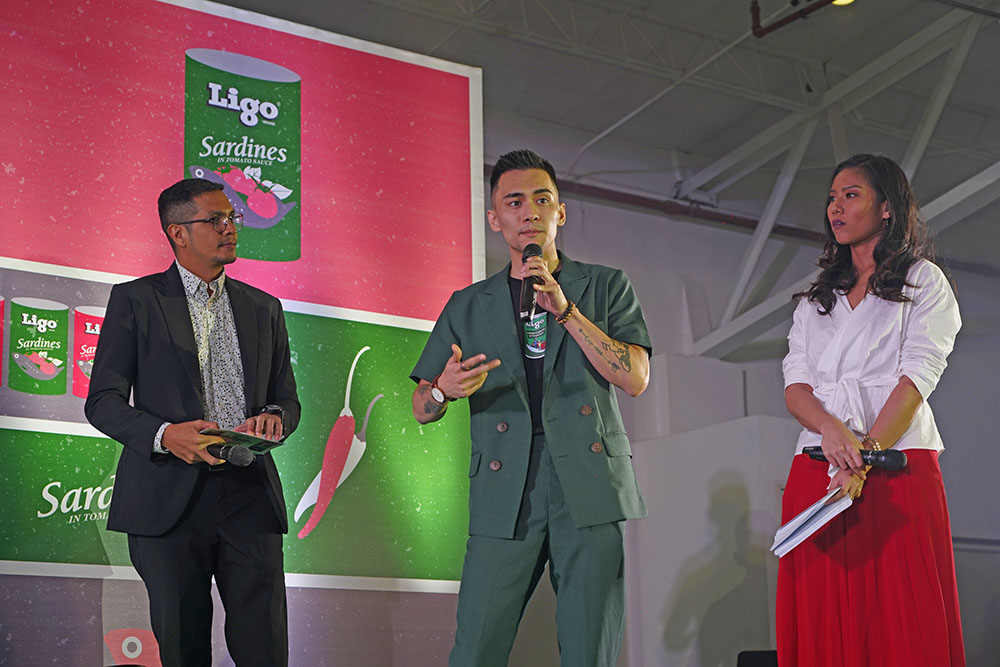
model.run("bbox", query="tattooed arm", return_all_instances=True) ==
[412,343,502,424]
[524,256,649,397]
[412,381,448,424]
[562,309,650,397]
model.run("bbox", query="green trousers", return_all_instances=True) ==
[449,435,626,667]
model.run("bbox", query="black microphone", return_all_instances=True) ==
[520,243,543,322]
[206,443,254,467]
[802,446,907,472]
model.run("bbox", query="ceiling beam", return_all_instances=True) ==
[719,116,819,325]
[690,157,1000,359]
[691,275,813,358]
[923,158,1000,233]
[676,8,969,199]
[900,15,982,180]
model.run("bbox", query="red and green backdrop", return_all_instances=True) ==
[1,0,483,663]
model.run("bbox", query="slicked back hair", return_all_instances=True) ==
[490,149,559,199]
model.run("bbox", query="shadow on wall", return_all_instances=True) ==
[661,470,772,667]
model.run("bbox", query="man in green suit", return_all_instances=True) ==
[411,149,652,666]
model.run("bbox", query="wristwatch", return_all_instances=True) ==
[260,404,283,417]
[430,376,454,404]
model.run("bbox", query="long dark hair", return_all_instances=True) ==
[796,154,937,314]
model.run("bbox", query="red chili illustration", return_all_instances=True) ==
[295,346,382,539]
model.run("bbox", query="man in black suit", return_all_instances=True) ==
[85,178,300,667]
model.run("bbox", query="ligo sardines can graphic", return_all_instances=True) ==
[72,306,105,399]
[9,297,69,395]
[185,49,301,261]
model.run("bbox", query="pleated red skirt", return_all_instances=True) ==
[776,450,965,666]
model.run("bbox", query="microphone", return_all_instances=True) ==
[206,443,254,467]
[802,446,907,472]
[520,243,543,321]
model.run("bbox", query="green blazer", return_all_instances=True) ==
[412,253,651,539]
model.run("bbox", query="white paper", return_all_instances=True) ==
[771,488,853,558]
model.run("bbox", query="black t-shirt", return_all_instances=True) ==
[507,273,558,436]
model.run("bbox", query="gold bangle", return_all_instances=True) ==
[556,300,575,325]
[861,434,881,451]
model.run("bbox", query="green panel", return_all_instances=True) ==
[279,313,470,580]
[0,429,126,565]
[0,312,472,582]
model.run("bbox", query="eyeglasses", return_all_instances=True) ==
[176,212,244,233]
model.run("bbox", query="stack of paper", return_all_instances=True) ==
[771,488,853,558]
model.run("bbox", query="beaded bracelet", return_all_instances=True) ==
[556,300,576,325]
[861,434,881,451]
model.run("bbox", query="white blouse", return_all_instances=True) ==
[782,259,961,455]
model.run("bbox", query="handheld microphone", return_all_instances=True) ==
[206,443,254,467]
[520,243,543,322]
[802,446,907,472]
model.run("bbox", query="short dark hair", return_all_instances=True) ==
[490,149,559,197]
[157,178,224,248]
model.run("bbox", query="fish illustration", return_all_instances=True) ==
[188,165,297,230]
[12,352,65,380]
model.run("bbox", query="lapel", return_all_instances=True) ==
[153,264,203,404]
[543,252,589,394]
[476,266,530,410]
[225,277,259,414]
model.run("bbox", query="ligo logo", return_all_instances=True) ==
[21,312,57,333]
[294,347,383,539]
[207,82,279,127]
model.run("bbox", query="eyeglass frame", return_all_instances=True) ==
[174,212,244,233]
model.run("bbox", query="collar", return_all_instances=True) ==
[175,260,226,300]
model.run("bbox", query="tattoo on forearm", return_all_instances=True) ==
[577,327,632,374]
[422,399,446,415]
[420,387,446,415]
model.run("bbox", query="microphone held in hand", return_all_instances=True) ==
[520,243,544,322]
[206,443,254,467]
[802,446,907,472]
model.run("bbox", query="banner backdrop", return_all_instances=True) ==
[1,0,483,663]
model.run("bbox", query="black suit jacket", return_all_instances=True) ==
[84,263,300,536]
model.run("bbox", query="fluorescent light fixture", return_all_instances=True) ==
[832,0,856,5]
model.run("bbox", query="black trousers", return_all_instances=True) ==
[127,464,287,667]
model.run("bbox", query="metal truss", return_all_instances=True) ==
[657,5,999,359]
[368,0,834,111]
[362,0,998,358]
[368,0,999,173]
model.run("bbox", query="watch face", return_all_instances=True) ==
[431,386,445,403]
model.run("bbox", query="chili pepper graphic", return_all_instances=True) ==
[103,628,161,666]
[294,346,383,539]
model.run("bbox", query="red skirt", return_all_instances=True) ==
[776,450,965,666]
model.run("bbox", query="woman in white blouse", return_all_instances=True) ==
[777,154,965,666]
